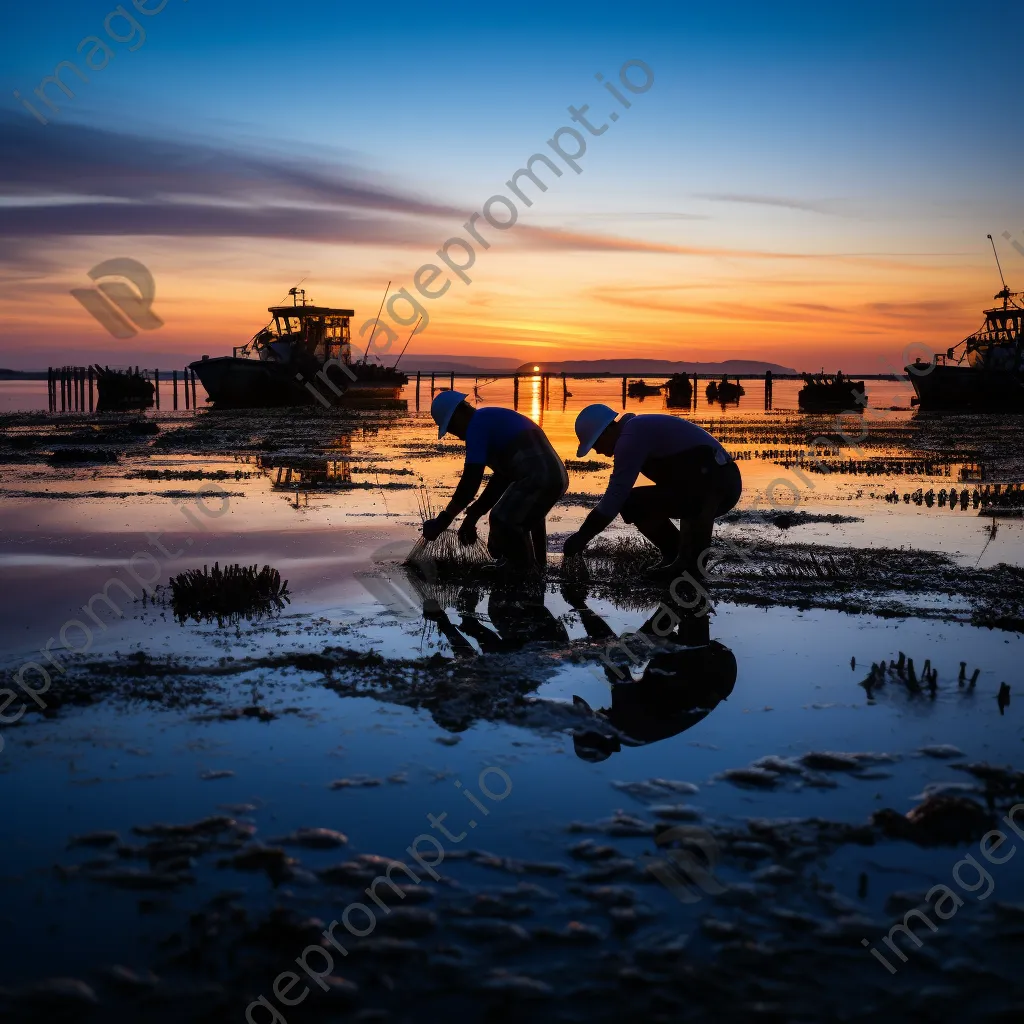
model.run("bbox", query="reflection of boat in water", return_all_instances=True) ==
[663,373,693,408]
[907,237,1024,412]
[94,365,154,411]
[256,432,362,492]
[627,379,664,399]
[257,455,353,490]
[706,376,745,405]
[190,288,408,408]
[798,371,866,412]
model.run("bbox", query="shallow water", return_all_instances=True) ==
[1,380,1023,1021]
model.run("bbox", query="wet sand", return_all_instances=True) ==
[1,379,1023,1022]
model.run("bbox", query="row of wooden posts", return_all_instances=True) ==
[412,370,776,411]
[47,366,199,413]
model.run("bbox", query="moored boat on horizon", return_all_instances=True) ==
[798,371,866,412]
[907,237,1024,412]
[190,288,408,408]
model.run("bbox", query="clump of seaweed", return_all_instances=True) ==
[126,469,253,481]
[579,535,661,575]
[404,483,491,576]
[167,562,290,625]
[47,447,119,464]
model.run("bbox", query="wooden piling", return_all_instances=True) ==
[513,374,519,410]
[450,370,455,391]
[562,371,568,400]
[184,368,190,409]
[692,373,699,408]
[764,370,773,410]
[172,370,178,410]
[191,368,198,408]
[430,371,436,395]
[154,369,159,410]
[621,375,627,408]
[60,367,66,411]
[88,367,94,411]
[415,371,421,410]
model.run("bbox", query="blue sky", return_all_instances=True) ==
[1,1,1021,368]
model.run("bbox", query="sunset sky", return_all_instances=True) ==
[1,0,1021,371]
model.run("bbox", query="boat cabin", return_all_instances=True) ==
[235,289,354,365]
[962,289,1023,369]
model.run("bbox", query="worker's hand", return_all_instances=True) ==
[421,518,447,542]
[457,518,479,547]
[562,532,588,558]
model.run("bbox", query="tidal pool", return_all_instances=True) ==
[1,381,1022,1022]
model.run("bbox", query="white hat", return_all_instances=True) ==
[574,403,618,458]
[431,390,469,439]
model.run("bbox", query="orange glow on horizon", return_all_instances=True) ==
[0,236,1005,373]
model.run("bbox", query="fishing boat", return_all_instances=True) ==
[663,373,693,408]
[798,371,867,412]
[907,237,1024,412]
[706,377,745,405]
[190,288,408,408]
[94,365,154,411]
[627,379,664,399]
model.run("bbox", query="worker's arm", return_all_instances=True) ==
[456,473,511,546]
[562,509,614,556]
[423,461,486,540]
[465,473,511,520]
[563,434,644,555]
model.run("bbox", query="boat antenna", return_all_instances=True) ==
[363,280,390,365]
[987,234,1008,292]
[392,316,422,370]
[276,277,307,307]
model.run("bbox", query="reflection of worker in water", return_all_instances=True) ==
[425,391,568,574]
[563,406,742,580]
[422,581,570,655]
[562,584,737,761]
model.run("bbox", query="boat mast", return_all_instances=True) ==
[363,280,390,364]
[987,234,1010,306]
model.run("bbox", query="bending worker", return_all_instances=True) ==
[424,391,568,572]
[562,406,741,577]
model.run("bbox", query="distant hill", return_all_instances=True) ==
[396,355,519,373]
[513,358,798,375]
[0,368,48,380]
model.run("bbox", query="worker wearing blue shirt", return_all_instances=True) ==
[425,391,568,573]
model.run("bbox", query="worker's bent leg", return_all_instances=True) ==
[633,517,681,561]
[530,519,547,567]
[490,487,539,574]
[621,487,681,563]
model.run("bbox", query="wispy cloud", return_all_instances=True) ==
[0,118,719,258]
[695,193,853,216]
[0,119,959,268]
[0,116,461,219]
